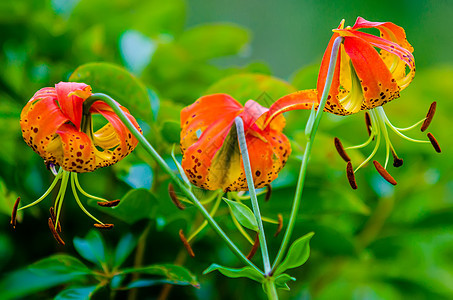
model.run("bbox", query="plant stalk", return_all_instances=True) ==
[234,117,272,275]
[84,93,263,275]
[271,36,344,271]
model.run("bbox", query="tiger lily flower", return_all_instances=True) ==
[13,82,141,244]
[268,17,440,188]
[180,93,317,191]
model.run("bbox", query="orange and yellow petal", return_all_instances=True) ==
[54,124,96,172]
[55,82,92,130]
[20,92,69,158]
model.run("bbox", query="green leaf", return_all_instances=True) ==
[160,120,180,144]
[73,231,106,267]
[0,256,90,300]
[28,254,92,276]
[94,188,158,224]
[203,264,264,283]
[55,285,99,300]
[205,73,297,105]
[119,264,199,288]
[171,145,191,188]
[69,62,152,121]
[113,233,138,269]
[274,232,314,276]
[179,23,250,60]
[274,273,296,291]
[223,198,258,231]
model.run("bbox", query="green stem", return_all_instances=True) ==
[84,94,262,275]
[234,117,272,274]
[263,278,279,300]
[271,36,344,271]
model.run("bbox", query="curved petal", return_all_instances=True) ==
[91,108,140,169]
[55,82,92,130]
[20,90,69,159]
[258,89,318,128]
[343,36,400,109]
[54,124,97,173]
[180,94,243,153]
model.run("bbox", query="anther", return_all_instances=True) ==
[421,102,437,132]
[179,229,195,258]
[391,150,404,168]
[246,233,260,260]
[49,207,61,232]
[346,161,358,190]
[169,183,185,210]
[334,137,351,162]
[10,197,20,229]
[97,200,120,207]
[364,112,372,136]
[94,223,114,229]
[48,218,65,245]
[427,133,441,153]
[265,184,272,202]
[274,213,283,237]
[373,161,397,185]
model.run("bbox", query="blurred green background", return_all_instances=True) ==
[0,0,451,299]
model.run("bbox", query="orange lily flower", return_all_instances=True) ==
[180,93,318,191]
[273,17,440,188]
[13,82,141,244]
[21,82,140,172]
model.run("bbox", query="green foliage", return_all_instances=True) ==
[274,232,314,276]
[203,264,264,283]
[0,230,198,299]
[69,62,153,121]
[223,198,258,231]
[0,0,451,299]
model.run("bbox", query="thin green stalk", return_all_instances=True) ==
[234,117,272,275]
[263,278,279,300]
[272,36,344,271]
[84,94,262,275]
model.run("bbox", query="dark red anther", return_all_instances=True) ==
[48,218,65,245]
[346,161,358,190]
[10,197,20,229]
[373,161,397,185]
[97,200,120,207]
[246,233,260,260]
[274,214,283,237]
[179,229,195,258]
[427,133,441,153]
[421,102,437,132]
[169,183,185,210]
[334,137,351,162]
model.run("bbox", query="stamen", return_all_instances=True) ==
[73,173,110,202]
[334,137,351,162]
[373,161,397,185]
[49,207,61,232]
[421,102,437,132]
[346,161,358,190]
[364,112,372,137]
[179,229,195,258]
[427,133,442,153]
[169,183,185,210]
[265,184,272,202]
[392,150,404,167]
[246,233,260,260]
[10,197,20,229]
[70,173,105,225]
[48,217,65,245]
[97,200,120,207]
[94,224,114,229]
[274,213,283,237]
[18,170,63,211]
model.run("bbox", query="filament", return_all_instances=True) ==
[18,168,63,211]
[73,173,109,202]
[70,173,104,224]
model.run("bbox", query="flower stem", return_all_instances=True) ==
[271,36,344,271]
[85,93,262,275]
[234,117,272,275]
